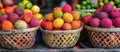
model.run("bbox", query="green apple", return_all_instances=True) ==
[99,2,104,7]
[104,0,109,3]
[110,1,114,6]
[26,2,33,9]
[81,5,86,10]
[75,4,81,10]
[18,2,25,8]
[82,1,87,5]
[86,5,91,9]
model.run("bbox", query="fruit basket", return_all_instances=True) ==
[40,26,83,48]
[0,27,39,49]
[84,25,120,48]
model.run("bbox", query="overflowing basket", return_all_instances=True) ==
[40,26,83,48]
[84,25,120,48]
[0,27,39,49]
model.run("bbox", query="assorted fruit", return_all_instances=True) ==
[0,0,42,31]
[41,4,82,30]
[84,3,120,28]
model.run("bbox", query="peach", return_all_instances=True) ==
[62,23,72,30]
[2,20,13,31]
[70,11,80,20]
[71,20,81,30]
[45,21,53,30]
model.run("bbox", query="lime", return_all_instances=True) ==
[0,12,3,17]
[82,1,87,5]
[110,1,114,6]
[104,0,109,3]
[18,2,25,8]
[80,12,86,20]
[99,2,104,7]
[86,5,91,9]
[118,4,120,8]
[114,0,120,4]
[81,5,86,10]
[75,4,81,10]
[26,2,33,9]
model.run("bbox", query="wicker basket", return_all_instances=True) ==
[84,25,120,48]
[0,27,39,49]
[40,26,83,48]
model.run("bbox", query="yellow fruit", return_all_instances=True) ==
[63,13,73,23]
[34,13,43,20]
[31,5,40,14]
[23,0,29,4]
[53,18,64,28]
[24,9,32,14]
[46,13,54,21]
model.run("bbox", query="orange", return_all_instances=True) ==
[2,20,13,31]
[1,8,5,14]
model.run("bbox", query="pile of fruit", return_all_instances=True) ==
[84,3,120,28]
[0,0,41,31]
[75,1,96,10]
[41,4,82,30]
[98,0,120,8]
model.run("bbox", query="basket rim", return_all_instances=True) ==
[0,27,39,34]
[40,26,83,34]
[84,25,120,32]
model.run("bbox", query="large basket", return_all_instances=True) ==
[40,26,83,48]
[0,27,39,49]
[84,25,120,48]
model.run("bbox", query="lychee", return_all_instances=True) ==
[102,3,113,13]
[8,13,19,23]
[110,9,120,19]
[0,14,8,22]
[62,4,72,13]
[62,23,72,30]
[89,18,100,27]
[97,12,108,19]
[113,18,120,27]
[94,8,101,17]
[83,15,92,25]
[101,18,112,28]
[30,18,40,27]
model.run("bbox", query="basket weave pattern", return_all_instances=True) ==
[0,31,36,49]
[40,27,82,48]
[85,25,120,48]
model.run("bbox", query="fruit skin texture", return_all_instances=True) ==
[62,4,72,13]
[8,13,19,23]
[46,13,54,21]
[0,14,8,22]
[94,8,101,17]
[0,2,3,9]
[102,3,113,13]
[2,20,13,31]
[5,6,14,14]
[63,13,73,23]
[101,18,112,28]
[45,21,53,30]
[71,20,80,30]
[2,0,14,7]
[18,2,25,8]
[1,9,5,14]
[53,18,64,28]
[89,18,100,27]
[53,10,63,18]
[25,2,33,9]
[31,5,40,14]
[97,12,108,19]
[70,11,80,20]
[41,20,47,29]
[30,18,40,27]
[110,9,120,19]
[83,15,92,25]
[23,13,33,23]
[15,20,27,29]
[113,18,120,27]
[14,6,24,16]
[62,23,72,30]
[24,9,32,14]
[53,7,61,11]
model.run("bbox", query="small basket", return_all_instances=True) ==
[0,27,39,49]
[84,25,120,48]
[40,26,83,48]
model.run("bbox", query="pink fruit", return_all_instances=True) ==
[89,18,100,27]
[83,15,92,25]
[30,18,40,27]
[94,8,101,17]
[5,6,14,14]
[110,9,120,19]
[62,23,72,30]
[8,13,19,23]
[62,4,72,13]
[102,3,113,13]
[113,18,120,27]
[19,15,24,20]
[0,14,8,22]
[97,12,108,19]
[101,18,112,28]
[41,20,47,29]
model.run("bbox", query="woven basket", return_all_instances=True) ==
[84,25,120,48]
[40,26,83,48]
[0,27,39,49]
